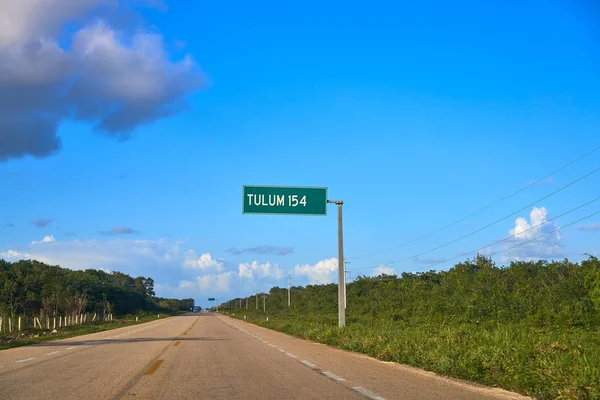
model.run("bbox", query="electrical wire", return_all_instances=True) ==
[355,165,600,270]
[350,145,600,261]
[406,196,600,271]
[356,208,600,279]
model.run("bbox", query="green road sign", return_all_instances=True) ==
[208,298,215,301]
[243,185,327,216]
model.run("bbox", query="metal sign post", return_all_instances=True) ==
[327,200,345,328]
[242,185,345,328]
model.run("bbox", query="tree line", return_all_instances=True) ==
[0,259,195,319]
[224,255,600,327]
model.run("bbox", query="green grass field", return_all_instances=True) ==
[227,311,600,400]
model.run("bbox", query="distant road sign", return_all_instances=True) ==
[242,186,327,216]
[208,298,215,301]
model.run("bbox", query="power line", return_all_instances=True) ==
[356,209,600,280]
[407,196,600,271]
[353,195,600,272]
[356,165,600,271]
[485,210,600,260]
[350,145,600,261]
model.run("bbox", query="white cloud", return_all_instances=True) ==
[237,261,284,280]
[0,249,33,260]
[31,235,55,244]
[0,238,181,271]
[0,235,299,301]
[178,280,195,289]
[99,267,111,274]
[0,0,203,162]
[238,263,253,279]
[183,252,224,271]
[294,257,338,284]
[501,206,564,262]
[372,265,395,276]
[196,272,236,292]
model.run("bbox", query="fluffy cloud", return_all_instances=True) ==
[196,272,236,292]
[294,257,338,284]
[0,249,33,260]
[183,252,224,271]
[237,261,285,280]
[227,245,294,256]
[501,206,564,262]
[32,218,52,228]
[0,0,203,162]
[99,226,139,236]
[31,235,56,245]
[0,238,179,271]
[372,265,395,276]
[178,280,195,289]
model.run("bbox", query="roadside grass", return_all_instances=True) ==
[0,311,178,351]
[225,311,600,400]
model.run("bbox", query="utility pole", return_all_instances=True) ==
[263,294,266,312]
[216,298,218,313]
[327,199,345,328]
[246,297,248,309]
[287,275,291,307]
[344,261,351,309]
[255,291,258,310]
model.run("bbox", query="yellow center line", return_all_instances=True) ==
[144,360,164,375]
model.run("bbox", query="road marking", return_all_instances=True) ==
[321,371,345,382]
[173,341,181,347]
[66,346,76,350]
[301,360,317,369]
[285,352,297,358]
[351,387,386,400]
[268,344,276,348]
[277,348,285,352]
[144,360,164,375]
[16,358,35,363]
[45,351,60,355]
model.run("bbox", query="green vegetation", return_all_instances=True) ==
[0,259,194,342]
[222,255,600,400]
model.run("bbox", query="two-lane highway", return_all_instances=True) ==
[0,313,530,399]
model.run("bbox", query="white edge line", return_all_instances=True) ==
[45,351,60,355]
[268,344,276,348]
[16,358,35,363]
[277,348,285,352]
[301,360,317,369]
[351,387,386,400]
[285,352,297,358]
[66,346,77,350]
[321,371,345,381]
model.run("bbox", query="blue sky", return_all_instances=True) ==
[1,0,599,308]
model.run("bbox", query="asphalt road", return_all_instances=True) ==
[0,313,530,400]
